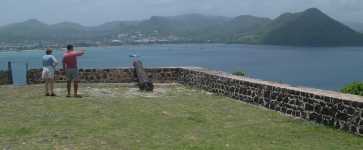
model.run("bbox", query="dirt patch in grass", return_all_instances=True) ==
[52,83,188,98]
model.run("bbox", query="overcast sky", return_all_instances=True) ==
[0,0,362,26]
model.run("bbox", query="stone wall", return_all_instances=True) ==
[0,70,9,85]
[26,67,363,136]
[27,68,180,84]
[177,67,363,136]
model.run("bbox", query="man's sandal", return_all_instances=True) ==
[74,95,83,98]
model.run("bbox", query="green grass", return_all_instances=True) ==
[232,71,247,76]
[0,83,362,150]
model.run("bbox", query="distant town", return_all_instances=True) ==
[1,8,363,51]
[0,31,183,51]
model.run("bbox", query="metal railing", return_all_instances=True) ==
[1,61,31,85]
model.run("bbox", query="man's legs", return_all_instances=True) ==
[65,68,81,97]
[67,80,72,97]
[74,80,79,97]
[73,69,81,98]
[65,69,72,97]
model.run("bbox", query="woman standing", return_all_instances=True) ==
[42,48,58,96]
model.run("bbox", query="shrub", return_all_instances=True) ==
[341,82,363,96]
[232,71,246,76]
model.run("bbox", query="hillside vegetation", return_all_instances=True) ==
[341,82,363,96]
[0,8,362,46]
[255,8,363,46]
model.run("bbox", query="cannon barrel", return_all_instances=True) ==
[133,60,154,91]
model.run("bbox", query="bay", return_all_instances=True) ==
[0,44,363,91]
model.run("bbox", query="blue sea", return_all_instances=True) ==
[1,44,363,91]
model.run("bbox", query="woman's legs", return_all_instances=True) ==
[45,79,49,96]
[43,67,56,96]
[49,79,56,96]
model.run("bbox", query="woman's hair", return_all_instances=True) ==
[46,48,53,55]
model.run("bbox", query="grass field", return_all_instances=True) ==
[0,83,362,150]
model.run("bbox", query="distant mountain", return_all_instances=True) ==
[92,21,139,32]
[253,8,363,46]
[0,20,134,41]
[228,15,271,33]
[345,22,363,33]
[48,22,89,40]
[137,14,229,34]
[224,15,271,42]
[0,19,50,41]
[51,22,85,30]
[0,8,362,46]
[136,14,270,42]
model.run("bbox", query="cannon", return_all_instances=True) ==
[133,59,154,91]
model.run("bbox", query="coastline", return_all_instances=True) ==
[1,42,363,53]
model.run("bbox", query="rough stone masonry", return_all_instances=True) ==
[177,67,363,136]
[0,71,9,85]
[25,67,363,136]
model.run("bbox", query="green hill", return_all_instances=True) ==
[0,19,50,41]
[0,8,362,46]
[135,14,230,42]
[0,20,136,41]
[255,8,363,46]
[134,14,270,42]
[345,22,363,33]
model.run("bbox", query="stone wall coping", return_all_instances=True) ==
[27,66,363,102]
[182,67,363,103]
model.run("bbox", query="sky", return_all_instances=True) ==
[0,0,362,26]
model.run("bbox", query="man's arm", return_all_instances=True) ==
[76,49,85,56]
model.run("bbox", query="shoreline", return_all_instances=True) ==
[1,42,363,53]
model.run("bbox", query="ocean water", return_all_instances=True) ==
[1,44,363,91]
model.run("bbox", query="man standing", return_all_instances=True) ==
[63,45,85,97]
